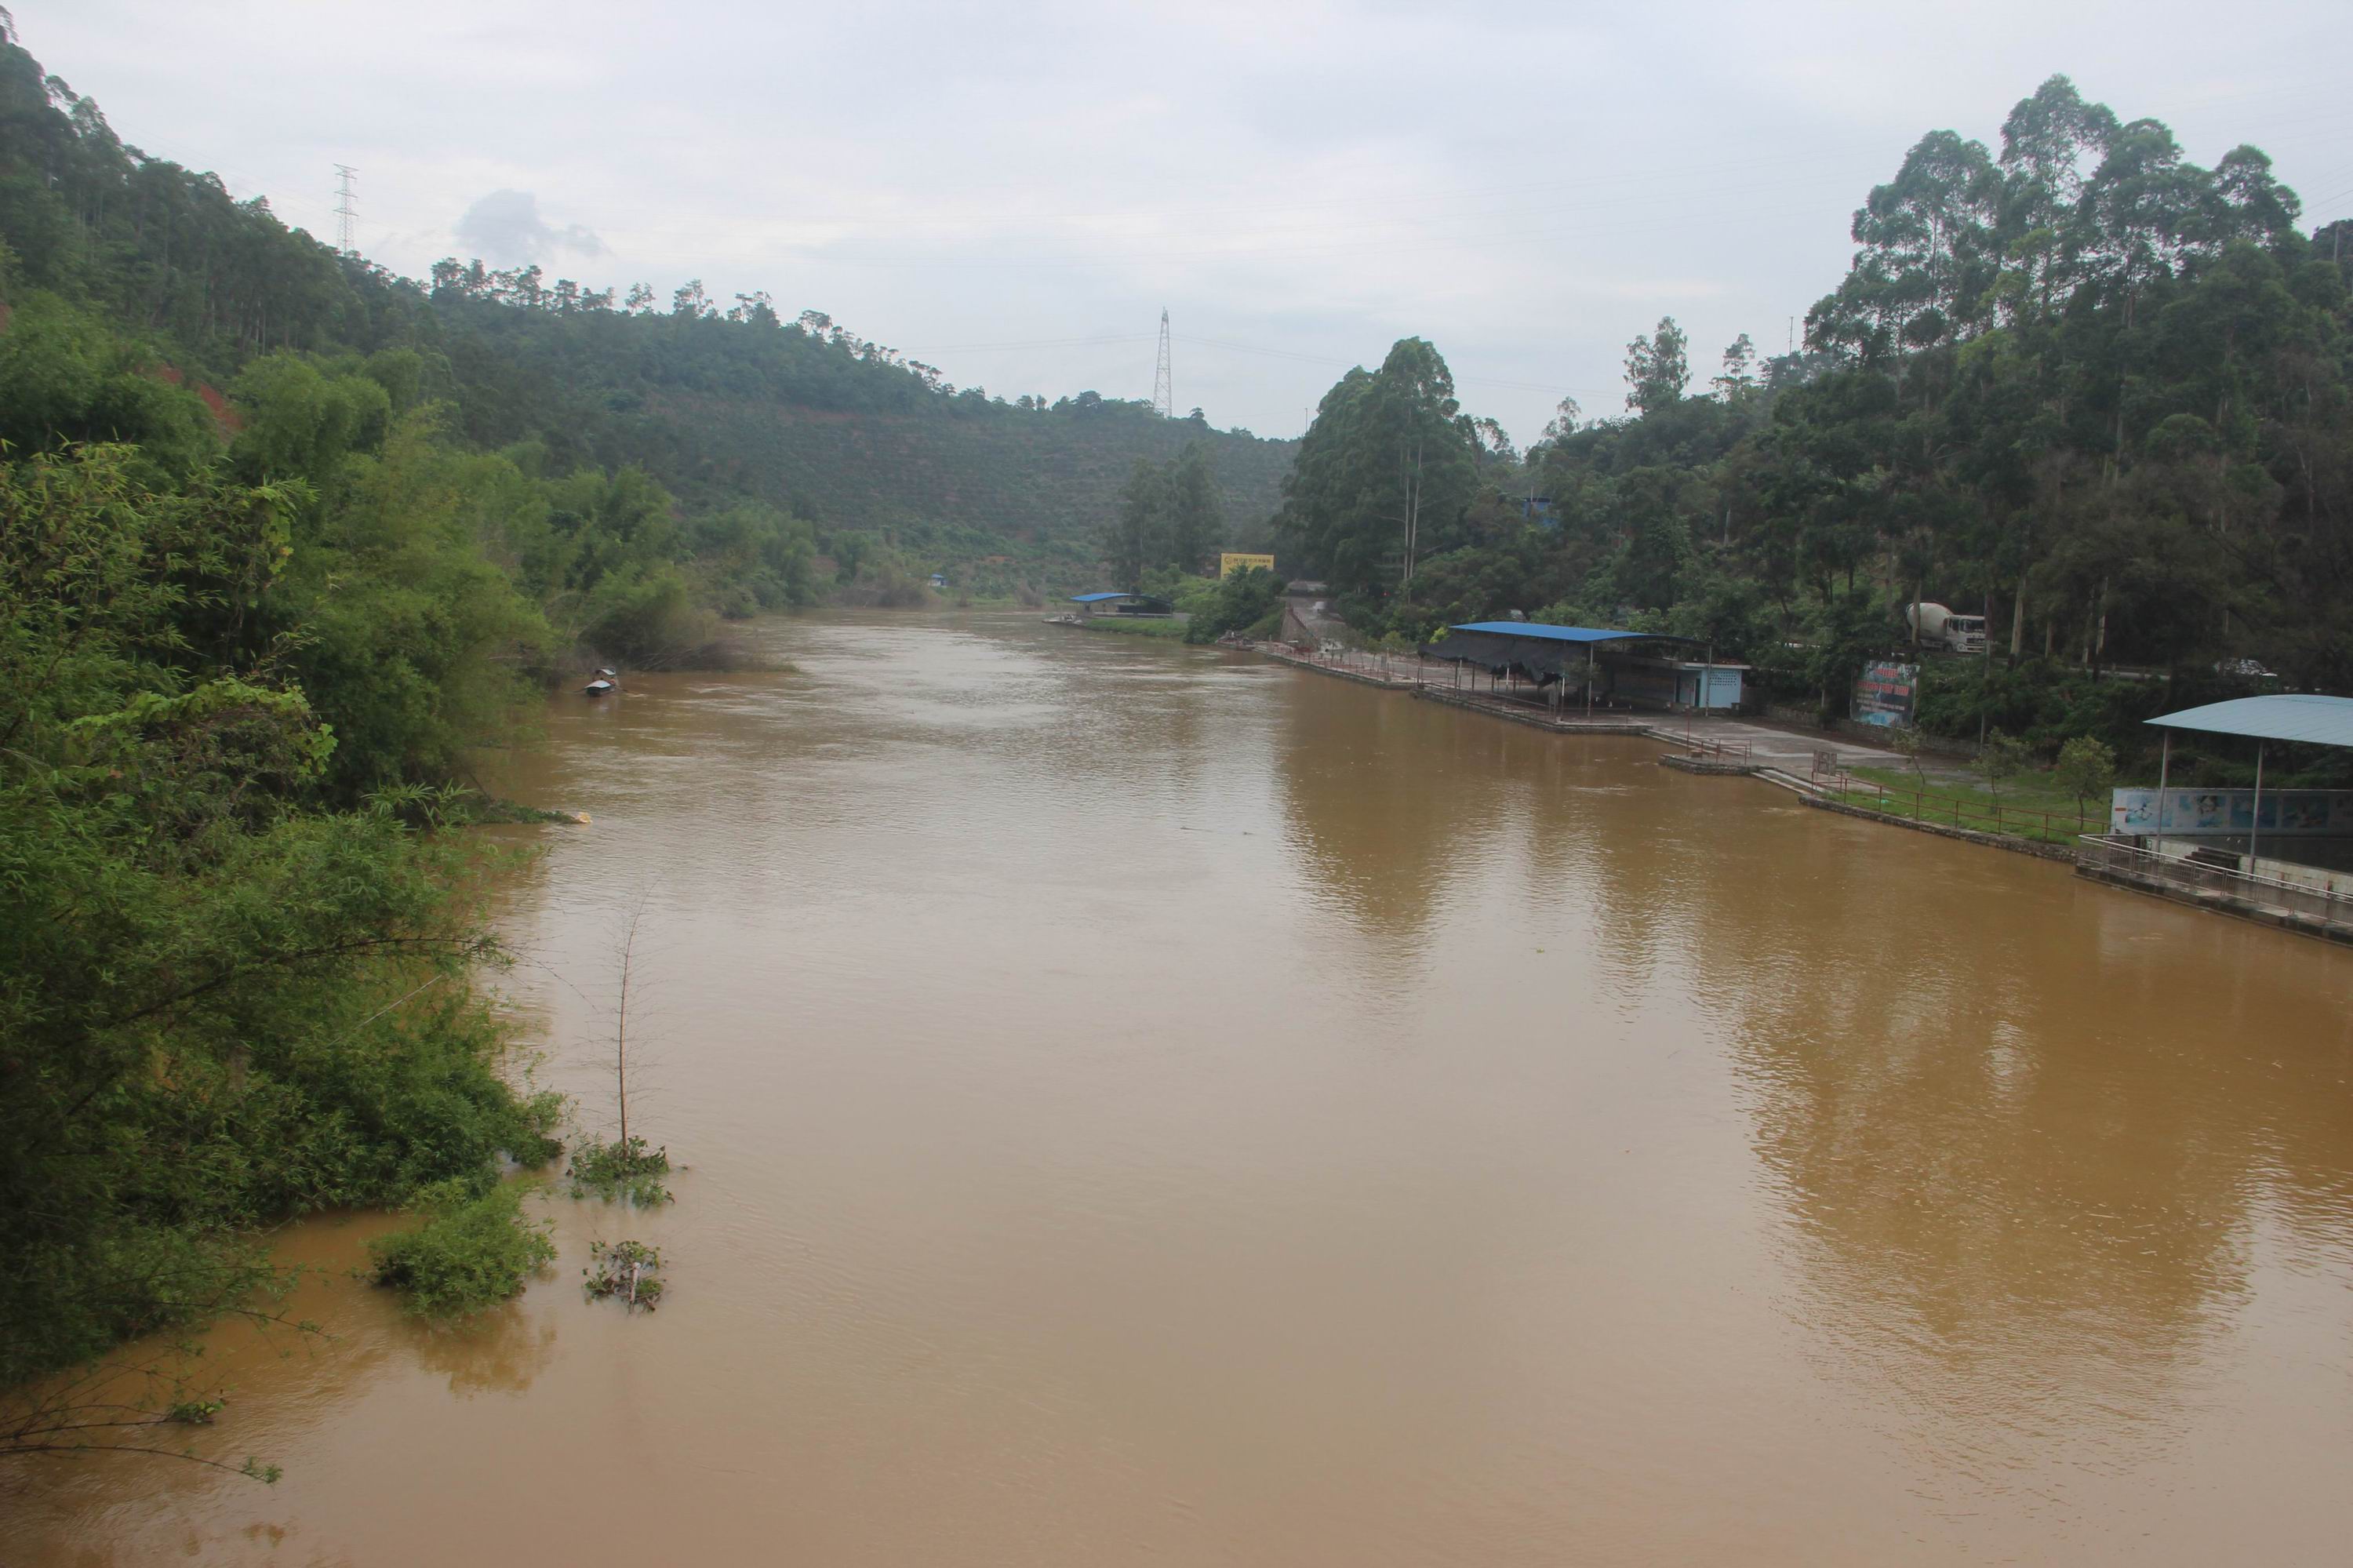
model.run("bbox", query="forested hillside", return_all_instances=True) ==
[1278,76,2352,762]
[422,282,1293,577]
[0,26,1290,597]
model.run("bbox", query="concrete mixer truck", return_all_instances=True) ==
[1904,602,1988,654]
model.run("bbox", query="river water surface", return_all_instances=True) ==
[13,613,2353,1564]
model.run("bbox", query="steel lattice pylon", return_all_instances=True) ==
[1151,308,1173,417]
[333,165,358,255]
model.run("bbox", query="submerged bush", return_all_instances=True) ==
[584,1239,664,1312]
[566,1137,673,1206]
[368,1181,557,1316]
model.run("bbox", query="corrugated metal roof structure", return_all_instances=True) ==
[1071,591,1137,602]
[1446,621,1686,644]
[2148,694,2353,748]
[1424,621,1697,678]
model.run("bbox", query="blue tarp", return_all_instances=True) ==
[2148,694,2353,749]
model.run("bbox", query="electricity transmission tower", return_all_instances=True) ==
[1151,308,1173,417]
[333,165,358,255]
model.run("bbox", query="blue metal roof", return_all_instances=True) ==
[1071,591,1136,602]
[2148,693,2353,748]
[1448,621,1686,644]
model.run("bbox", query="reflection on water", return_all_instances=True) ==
[10,612,2353,1566]
[407,1301,559,1400]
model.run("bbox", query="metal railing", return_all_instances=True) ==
[2076,835,2353,930]
[1268,645,1427,686]
[1668,733,1752,764]
[1807,762,2093,842]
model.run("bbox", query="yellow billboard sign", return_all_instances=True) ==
[1219,552,1276,578]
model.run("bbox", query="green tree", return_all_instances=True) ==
[268,411,552,795]
[1275,338,1476,596]
[1624,317,1691,414]
[1804,588,1891,726]
[1889,723,1931,788]
[2052,735,2117,824]
[1101,458,1168,588]
[1165,442,1224,573]
[1184,566,1284,644]
[1978,729,2031,804]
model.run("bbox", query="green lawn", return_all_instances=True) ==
[1837,763,2108,844]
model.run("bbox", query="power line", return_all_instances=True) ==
[332,164,358,256]
[896,332,1155,355]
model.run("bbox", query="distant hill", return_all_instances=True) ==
[0,30,1292,581]
[429,291,1294,575]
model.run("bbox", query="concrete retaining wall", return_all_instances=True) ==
[2076,863,2353,947]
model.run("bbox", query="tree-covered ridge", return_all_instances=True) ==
[1277,75,2353,750]
[420,280,1293,564]
[0,39,362,369]
[0,18,1291,579]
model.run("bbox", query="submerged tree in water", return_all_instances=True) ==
[565,900,674,1205]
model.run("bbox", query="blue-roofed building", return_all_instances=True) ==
[1424,622,1747,713]
[1070,591,1176,617]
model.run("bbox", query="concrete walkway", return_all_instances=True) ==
[1661,714,1907,772]
[1253,642,1933,777]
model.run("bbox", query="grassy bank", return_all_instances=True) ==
[1833,764,2108,845]
[1076,616,1190,640]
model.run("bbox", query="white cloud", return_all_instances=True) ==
[454,189,606,266]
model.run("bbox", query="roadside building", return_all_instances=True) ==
[1069,591,1175,617]
[2081,693,2353,941]
[1422,622,1745,715]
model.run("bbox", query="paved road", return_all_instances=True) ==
[1671,715,1907,773]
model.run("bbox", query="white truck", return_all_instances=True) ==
[1904,602,1988,654]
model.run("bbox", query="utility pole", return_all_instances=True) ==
[1151,307,1173,417]
[333,164,358,256]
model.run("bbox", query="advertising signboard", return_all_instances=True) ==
[1852,661,1918,727]
[1219,553,1276,578]
[2110,788,2353,836]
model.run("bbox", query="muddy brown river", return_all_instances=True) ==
[11,613,2353,1565]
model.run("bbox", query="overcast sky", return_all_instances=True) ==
[27,1,2353,443]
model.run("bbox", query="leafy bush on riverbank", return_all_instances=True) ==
[369,1182,558,1317]
[1184,567,1286,644]
[0,449,566,1395]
